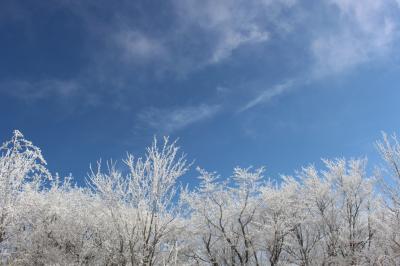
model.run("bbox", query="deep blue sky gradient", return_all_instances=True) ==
[1,0,400,186]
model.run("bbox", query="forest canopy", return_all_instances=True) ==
[1,130,400,265]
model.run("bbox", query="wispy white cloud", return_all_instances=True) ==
[114,30,167,63]
[174,0,297,65]
[311,0,399,75]
[137,104,221,134]
[0,79,80,101]
[238,80,294,112]
[239,0,400,112]
[210,25,269,64]
[2,0,399,116]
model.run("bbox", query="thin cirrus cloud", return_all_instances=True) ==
[137,104,221,134]
[173,0,297,65]
[238,80,295,113]
[114,30,168,63]
[239,0,400,113]
[1,0,400,127]
[0,79,80,101]
[59,0,399,76]
[98,0,399,79]
[311,0,399,76]
[210,25,269,64]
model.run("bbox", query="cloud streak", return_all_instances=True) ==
[238,80,295,113]
[0,79,80,101]
[137,104,221,134]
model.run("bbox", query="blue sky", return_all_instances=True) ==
[1,0,400,185]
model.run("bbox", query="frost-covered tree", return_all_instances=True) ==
[259,177,300,266]
[0,130,50,260]
[8,176,104,265]
[294,159,376,265]
[284,167,323,266]
[182,167,264,265]
[375,132,400,263]
[88,137,189,265]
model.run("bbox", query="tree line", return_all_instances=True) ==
[1,130,400,265]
